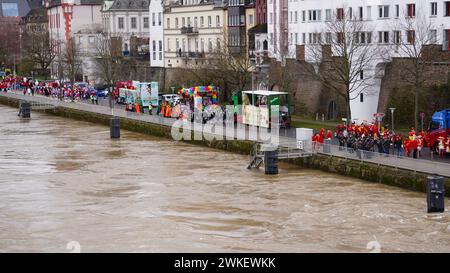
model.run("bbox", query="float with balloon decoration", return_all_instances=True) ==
[178,85,219,111]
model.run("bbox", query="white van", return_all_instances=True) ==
[162,94,180,103]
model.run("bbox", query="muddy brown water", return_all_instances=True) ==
[0,105,449,253]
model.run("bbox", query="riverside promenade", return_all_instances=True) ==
[1,91,450,179]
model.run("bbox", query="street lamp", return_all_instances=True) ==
[389,108,396,133]
[171,86,175,94]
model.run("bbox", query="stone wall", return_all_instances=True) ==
[378,45,450,114]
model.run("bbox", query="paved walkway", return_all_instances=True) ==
[1,91,450,177]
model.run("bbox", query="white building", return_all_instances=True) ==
[149,0,164,67]
[74,25,103,84]
[268,0,450,123]
[46,0,103,78]
[162,0,227,68]
[101,0,150,56]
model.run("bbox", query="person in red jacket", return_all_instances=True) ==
[319,128,325,144]
[326,130,332,140]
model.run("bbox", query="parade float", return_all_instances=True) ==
[178,85,220,122]
[118,81,159,111]
[235,90,291,128]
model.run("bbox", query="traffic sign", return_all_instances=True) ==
[374,113,385,118]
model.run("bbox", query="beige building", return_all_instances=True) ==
[163,1,227,68]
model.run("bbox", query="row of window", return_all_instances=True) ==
[166,38,221,53]
[151,40,163,61]
[117,16,150,30]
[166,15,221,29]
[48,13,60,29]
[269,2,450,25]
[269,29,444,46]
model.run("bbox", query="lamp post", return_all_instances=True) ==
[171,86,175,94]
[389,108,396,133]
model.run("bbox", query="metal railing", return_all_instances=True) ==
[310,140,450,177]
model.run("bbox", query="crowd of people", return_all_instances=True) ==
[1,75,100,103]
[311,122,444,159]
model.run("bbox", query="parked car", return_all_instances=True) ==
[96,89,109,98]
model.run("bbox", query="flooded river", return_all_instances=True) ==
[0,105,449,253]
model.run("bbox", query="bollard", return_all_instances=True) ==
[110,116,120,139]
[264,149,279,175]
[427,175,445,213]
[18,101,31,118]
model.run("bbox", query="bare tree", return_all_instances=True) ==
[187,32,254,101]
[305,8,379,122]
[62,38,83,101]
[383,9,437,129]
[92,32,124,109]
[23,30,57,79]
[268,31,298,96]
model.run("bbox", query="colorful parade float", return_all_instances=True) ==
[178,85,221,122]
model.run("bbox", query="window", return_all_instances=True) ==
[208,38,212,52]
[337,8,344,20]
[216,15,220,27]
[118,17,124,29]
[378,5,389,18]
[445,2,450,16]
[158,12,162,26]
[395,4,399,18]
[406,4,416,17]
[159,40,162,51]
[269,13,273,24]
[175,18,179,28]
[431,2,438,16]
[444,29,450,50]
[144,17,149,28]
[407,30,415,44]
[378,31,389,43]
[325,9,331,21]
[360,93,364,103]
[166,18,169,29]
[88,36,95,44]
[325,32,332,44]
[358,6,363,20]
[302,10,306,22]
[393,31,401,44]
[302,33,306,44]
[176,38,179,50]
[208,16,211,27]
[194,16,198,28]
[152,40,156,51]
[131,17,137,29]
[359,70,364,80]
[182,17,185,27]
[200,16,204,27]
[152,13,156,26]
[167,38,170,51]
[308,10,321,21]
[295,33,298,44]
[337,32,344,44]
